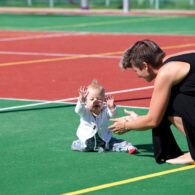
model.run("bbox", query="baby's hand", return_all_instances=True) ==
[79,86,88,103]
[105,95,115,109]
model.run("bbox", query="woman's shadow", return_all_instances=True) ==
[135,143,154,158]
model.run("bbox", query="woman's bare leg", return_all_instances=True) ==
[168,116,185,135]
[167,116,195,164]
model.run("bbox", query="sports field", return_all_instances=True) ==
[0,10,195,195]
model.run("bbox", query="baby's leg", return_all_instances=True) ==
[71,139,86,151]
[109,137,137,154]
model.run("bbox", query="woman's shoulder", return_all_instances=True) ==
[158,61,190,85]
[163,51,195,62]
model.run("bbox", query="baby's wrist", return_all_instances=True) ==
[109,104,116,109]
[79,96,85,103]
[109,106,116,113]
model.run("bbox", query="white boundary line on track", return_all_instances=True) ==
[0,86,153,112]
[0,51,120,59]
[0,32,89,42]
[1,31,195,43]
[0,97,149,110]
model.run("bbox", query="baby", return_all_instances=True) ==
[71,80,137,154]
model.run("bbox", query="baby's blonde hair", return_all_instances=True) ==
[87,80,105,96]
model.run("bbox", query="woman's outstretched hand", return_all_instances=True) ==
[109,117,129,134]
[109,109,138,134]
[124,109,138,119]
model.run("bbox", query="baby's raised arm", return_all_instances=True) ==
[78,86,88,103]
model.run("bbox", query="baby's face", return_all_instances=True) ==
[86,88,105,114]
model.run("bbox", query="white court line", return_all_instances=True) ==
[1,31,194,43]
[0,97,149,110]
[1,30,195,43]
[0,86,153,112]
[0,32,89,42]
[0,51,120,59]
[118,104,148,109]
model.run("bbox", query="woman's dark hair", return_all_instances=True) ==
[120,39,166,69]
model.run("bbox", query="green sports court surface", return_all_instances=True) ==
[0,11,195,195]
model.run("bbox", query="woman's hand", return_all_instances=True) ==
[109,109,138,134]
[124,109,138,120]
[109,117,129,134]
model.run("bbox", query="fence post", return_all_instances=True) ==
[123,0,130,13]
[105,0,110,7]
[81,0,89,9]
[27,0,32,6]
[49,0,54,8]
[189,0,194,5]
[154,0,159,10]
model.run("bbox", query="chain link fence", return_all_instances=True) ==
[0,0,194,10]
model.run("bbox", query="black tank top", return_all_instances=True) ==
[163,53,195,96]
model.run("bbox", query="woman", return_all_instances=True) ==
[109,39,195,165]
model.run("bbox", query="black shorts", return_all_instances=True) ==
[84,133,106,152]
[167,93,195,160]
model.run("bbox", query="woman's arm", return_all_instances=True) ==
[109,76,171,133]
[109,62,190,133]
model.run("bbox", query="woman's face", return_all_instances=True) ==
[131,63,155,82]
